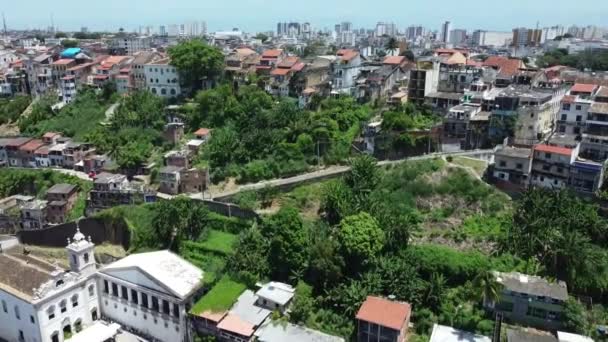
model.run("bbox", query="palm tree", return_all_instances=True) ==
[473,270,503,307]
[385,37,399,51]
[425,273,446,311]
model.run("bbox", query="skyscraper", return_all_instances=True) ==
[441,21,452,43]
[449,29,467,45]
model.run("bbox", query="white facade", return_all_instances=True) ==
[111,37,151,55]
[0,230,99,342]
[333,51,362,95]
[144,59,181,98]
[472,30,511,47]
[97,251,203,342]
[441,21,452,43]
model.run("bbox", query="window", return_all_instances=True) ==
[576,105,582,111]
[30,315,35,324]
[516,163,523,169]
[161,88,167,95]
[542,164,550,171]
[576,115,582,122]
[111,283,118,296]
[47,306,55,320]
[103,280,109,294]
[574,127,581,134]
[71,294,79,307]
[131,289,138,304]
[121,286,129,300]
[560,114,567,121]
[557,167,563,173]
[499,161,506,167]
[60,300,67,313]
[545,153,552,159]
[1,300,6,313]
[559,126,566,133]
[173,303,180,318]
[152,297,159,312]
[84,253,89,263]
[89,285,95,297]
[562,103,571,110]
[19,330,24,341]
[141,293,149,308]
[162,300,170,315]
[14,305,20,319]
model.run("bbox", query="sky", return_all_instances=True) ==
[4,0,608,33]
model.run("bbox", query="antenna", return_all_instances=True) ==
[2,12,7,37]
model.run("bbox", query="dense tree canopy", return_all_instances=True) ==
[168,40,224,92]
[537,49,608,70]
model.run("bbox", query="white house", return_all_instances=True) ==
[0,229,100,342]
[333,49,362,95]
[144,58,181,98]
[97,250,203,342]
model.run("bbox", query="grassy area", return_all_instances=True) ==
[190,275,246,314]
[18,243,126,268]
[449,156,488,176]
[197,230,237,255]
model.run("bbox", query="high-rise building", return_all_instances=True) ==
[406,26,425,40]
[201,21,207,35]
[441,21,452,43]
[341,21,353,33]
[159,25,167,37]
[472,30,511,47]
[449,29,467,45]
[334,24,342,35]
[276,22,288,36]
[385,22,397,37]
[80,26,88,33]
[541,26,565,43]
[376,22,387,36]
[512,27,542,47]
[287,22,301,36]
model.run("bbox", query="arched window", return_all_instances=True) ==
[161,88,167,95]
[151,88,157,94]
[74,319,82,332]
[47,306,56,320]
[88,284,95,297]
[83,253,89,263]
[71,294,79,308]
[170,89,176,96]
[91,308,98,321]
[59,300,67,313]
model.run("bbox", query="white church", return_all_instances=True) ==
[0,228,204,342]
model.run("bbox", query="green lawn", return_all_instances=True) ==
[190,275,246,314]
[198,230,238,255]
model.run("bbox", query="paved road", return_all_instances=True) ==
[210,148,496,200]
[36,148,496,202]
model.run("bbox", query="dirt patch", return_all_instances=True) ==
[0,123,20,136]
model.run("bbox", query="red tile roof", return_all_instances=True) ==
[34,146,49,155]
[270,68,291,76]
[194,128,211,136]
[482,56,524,77]
[52,59,74,66]
[262,49,283,58]
[337,49,359,62]
[291,62,305,72]
[570,83,598,94]
[561,95,576,104]
[216,314,255,337]
[277,56,299,68]
[43,132,61,139]
[534,144,573,156]
[383,56,406,65]
[356,296,411,331]
[19,139,45,153]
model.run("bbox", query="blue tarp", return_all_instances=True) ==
[61,48,82,59]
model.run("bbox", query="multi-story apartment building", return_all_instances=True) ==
[493,146,533,191]
[332,49,363,96]
[356,296,411,342]
[488,272,568,330]
[408,60,440,105]
[110,37,151,55]
[256,49,285,75]
[85,173,156,216]
[144,58,181,98]
[20,199,48,230]
[131,51,164,92]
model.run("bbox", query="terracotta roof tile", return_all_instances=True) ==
[534,144,573,156]
[217,314,255,337]
[483,56,524,77]
[383,56,406,65]
[356,296,411,331]
[570,83,598,94]
[277,56,299,68]
[194,128,211,136]
[270,68,291,76]
[262,49,283,58]
[19,139,45,153]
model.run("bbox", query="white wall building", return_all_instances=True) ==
[144,58,181,98]
[472,30,511,47]
[333,49,362,95]
[111,37,151,55]
[440,21,452,43]
[97,250,203,342]
[0,229,100,342]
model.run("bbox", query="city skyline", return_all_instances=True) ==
[4,0,608,33]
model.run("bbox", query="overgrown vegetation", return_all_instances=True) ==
[0,95,31,124]
[537,48,608,70]
[188,85,372,183]
[19,90,114,140]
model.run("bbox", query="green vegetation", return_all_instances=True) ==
[449,157,488,176]
[0,168,92,219]
[0,95,31,124]
[537,48,608,70]
[196,230,238,256]
[19,90,113,140]
[86,90,167,171]
[191,85,372,183]
[168,40,224,92]
[191,275,247,314]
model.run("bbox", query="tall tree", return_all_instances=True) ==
[262,207,309,281]
[228,223,270,286]
[152,197,209,251]
[472,270,502,306]
[336,212,385,272]
[168,40,224,92]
